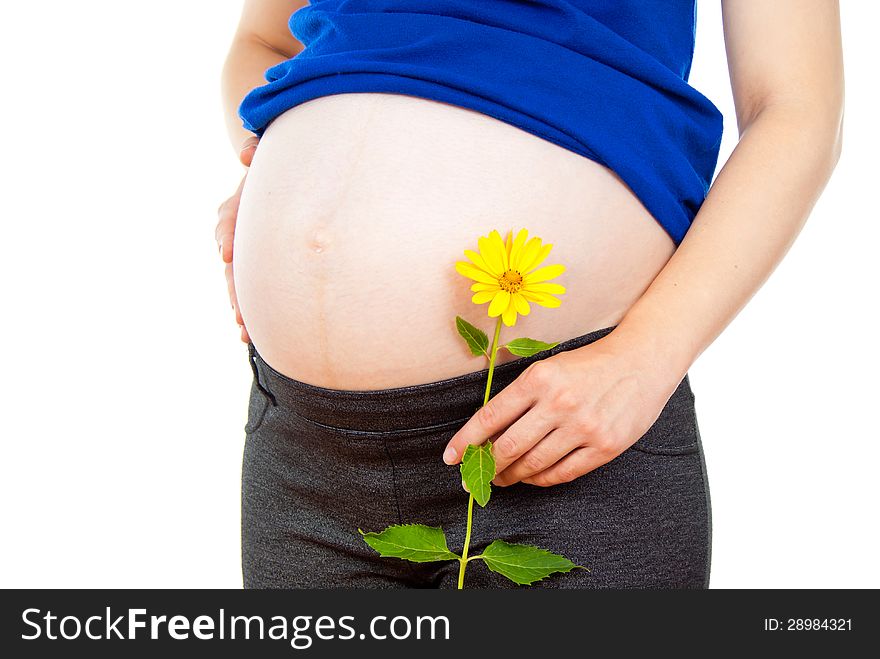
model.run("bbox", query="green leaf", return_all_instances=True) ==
[478,539,583,585]
[456,316,490,357]
[460,442,495,507]
[504,338,559,357]
[359,525,460,562]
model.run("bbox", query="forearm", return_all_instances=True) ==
[608,101,844,381]
[220,36,298,154]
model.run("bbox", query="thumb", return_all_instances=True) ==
[239,136,260,167]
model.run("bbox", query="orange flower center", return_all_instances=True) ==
[499,269,523,293]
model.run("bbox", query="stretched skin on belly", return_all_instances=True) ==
[232,93,676,390]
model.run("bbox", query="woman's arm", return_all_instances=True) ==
[606,0,844,380]
[444,0,844,487]
[217,0,309,342]
[220,0,308,153]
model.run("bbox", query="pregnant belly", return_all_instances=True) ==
[233,93,675,390]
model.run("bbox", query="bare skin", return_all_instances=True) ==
[231,93,676,389]
[217,0,843,488]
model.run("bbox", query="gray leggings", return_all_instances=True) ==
[241,325,712,588]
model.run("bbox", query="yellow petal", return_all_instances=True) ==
[508,228,530,271]
[520,290,562,308]
[478,234,505,277]
[512,293,531,316]
[502,304,518,327]
[525,282,566,294]
[471,282,499,292]
[472,290,496,304]
[489,229,509,271]
[504,229,513,257]
[487,290,511,317]
[522,242,553,274]
[456,260,498,285]
[463,248,497,278]
[523,263,566,284]
[516,237,543,273]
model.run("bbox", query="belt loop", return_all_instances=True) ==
[247,342,278,407]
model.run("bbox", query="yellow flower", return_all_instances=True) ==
[455,228,566,327]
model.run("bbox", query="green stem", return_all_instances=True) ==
[457,493,475,589]
[484,317,503,406]
[458,316,504,590]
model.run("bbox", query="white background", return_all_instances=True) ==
[0,1,876,588]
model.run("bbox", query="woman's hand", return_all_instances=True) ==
[215,136,260,343]
[442,334,683,487]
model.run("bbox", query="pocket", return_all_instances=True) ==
[629,373,700,456]
[244,376,271,435]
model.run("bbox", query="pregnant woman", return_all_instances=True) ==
[216,0,843,588]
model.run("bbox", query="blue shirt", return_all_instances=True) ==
[238,0,724,245]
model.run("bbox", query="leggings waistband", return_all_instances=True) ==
[247,325,618,434]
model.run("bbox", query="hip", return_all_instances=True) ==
[240,326,712,588]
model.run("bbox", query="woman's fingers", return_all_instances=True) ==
[442,362,546,465]
[224,262,238,318]
[490,406,557,475]
[215,200,236,263]
[493,428,574,486]
[216,170,253,341]
[224,260,249,342]
[216,176,247,264]
[226,263,244,325]
[522,446,606,488]
[239,136,260,167]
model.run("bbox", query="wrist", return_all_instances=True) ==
[602,312,696,387]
